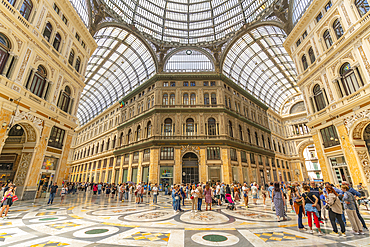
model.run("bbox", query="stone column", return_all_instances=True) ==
[25,68,36,89]
[127,153,133,181]
[0,108,13,154]
[312,132,333,182]
[237,150,243,183]
[174,148,181,184]
[149,148,159,184]
[111,156,117,183]
[23,123,52,200]
[118,156,124,183]
[336,124,365,186]
[56,131,73,185]
[13,150,35,200]
[137,151,143,183]
[221,148,231,184]
[199,148,207,182]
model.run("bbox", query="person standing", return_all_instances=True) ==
[216,182,221,206]
[292,186,305,231]
[197,184,203,211]
[302,185,322,235]
[220,183,225,203]
[47,182,58,205]
[310,181,322,222]
[242,183,249,208]
[60,184,68,204]
[191,184,199,212]
[272,182,287,222]
[180,184,186,207]
[204,184,212,211]
[261,186,267,206]
[251,183,258,205]
[97,183,102,195]
[119,184,124,202]
[326,186,346,237]
[152,184,158,204]
[0,187,14,219]
[268,182,275,211]
[342,185,364,235]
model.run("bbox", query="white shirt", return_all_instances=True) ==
[152,186,158,194]
[242,186,249,193]
[216,185,221,195]
[251,186,258,194]
[191,189,199,198]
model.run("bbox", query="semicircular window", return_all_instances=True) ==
[289,101,306,114]
[77,27,156,125]
[164,49,214,73]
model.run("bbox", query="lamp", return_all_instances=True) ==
[330,137,334,140]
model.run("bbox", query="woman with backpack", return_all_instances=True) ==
[302,185,323,235]
[326,186,346,236]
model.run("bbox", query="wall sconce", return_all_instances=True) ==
[2,122,7,129]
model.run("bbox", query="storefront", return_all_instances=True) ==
[160,166,173,187]
[232,166,239,183]
[142,167,149,183]
[329,156,353,186]
[37,156,59,198]
[208,166,221,183]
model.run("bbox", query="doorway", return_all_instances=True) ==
[182,152,199,184]
[329,156,353,186]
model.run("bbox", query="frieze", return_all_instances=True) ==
[13,152,33,185]
[181,145,200,158]
[11,84,20,93]
[33,54,45,65]
[13,109,44,135]
[358,45,370,76]
[343,109,370,133]
[36,7,46,29]
[341,4,352,26]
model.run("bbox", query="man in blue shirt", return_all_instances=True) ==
[343,181,368,230]
[268,182,275,211]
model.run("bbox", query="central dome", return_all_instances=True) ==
[103,0,274,45]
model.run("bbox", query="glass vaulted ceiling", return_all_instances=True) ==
[101,0,275,44]
[77,27,156,125]
[223,26,298,112]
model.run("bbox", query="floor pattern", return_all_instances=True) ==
[0,191,368,246]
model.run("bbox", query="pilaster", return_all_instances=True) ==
[174,148,181,184]
[199,148,207,182]
[56,132,73,185]
[149,148,159,184]
[221,148,231,184]
[312,133,333,182]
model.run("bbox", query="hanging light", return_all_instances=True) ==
[330,137,334,140]
[16,125,21,130]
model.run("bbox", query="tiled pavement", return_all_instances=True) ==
[0,191,369,246]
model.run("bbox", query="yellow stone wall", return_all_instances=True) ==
[174,148,181,184]
[199,148,207,182]
[221,148,231,184]
[149,148,159,183]
[56,133,73,185]
[312,133,332,182]
[0,108,12,153]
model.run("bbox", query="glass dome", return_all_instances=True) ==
[101,0,275,45]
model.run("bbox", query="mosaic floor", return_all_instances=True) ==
[1,192,370,246]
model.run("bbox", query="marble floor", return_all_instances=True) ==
[1,191,369,246]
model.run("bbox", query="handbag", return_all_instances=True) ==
[12,195,18,202]
[175,196,179,200]
[190,196,194,199]
[325,196,337,210]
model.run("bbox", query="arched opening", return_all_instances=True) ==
[0,33,11,75]
[323,30,333,49]
[333,19,344,39]
[53,32,62,51]
[301,144,323,182]
[182,152,199,184]
[186,118,194,136]
[147,121,152,138]
[27,65,48,99]
[163,118,172,136]
[208,118,216,135]
[43,22,53,42]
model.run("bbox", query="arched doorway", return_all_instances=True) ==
[182,152,199,184]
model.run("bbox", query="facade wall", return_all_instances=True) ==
[284,0,370,190]
[0,0,95,199]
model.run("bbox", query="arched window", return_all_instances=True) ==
[255,132,259,146]
[247,128,251,142]
[190,93,196,105]
[204,93,209,105]
[309,47,315,64]
[57,86,72,113]
[120,132,124,145]
[19,0,33,20]
[323,30,333,49]
[96,143,99,153]
[186,118,195,135]
[355,0,370,17]
[106,138,110,150]
[164,118,172,136]
[302,55,308,70]
[0,34,10,75]
[333,19,344,39]
[52,32,61,51]
[268,137,271,150]
[147,121,152,138]
[151,96,154,107]
[228,121,233,137]
[75,56,81,72]
[112,136,116,149]
[43,22,53,42]
[29,65,48,98]
[162,93,168,105]
[127,129,132,144]
[68,49,75,66]
[147,98,151,109]
[136,126,141,141]
[313,84,326,111]
[211,93,217,105]
[183,93,189,105]
[170,94,175,105]
[208,118,216,135]
[239,125,243,140]
[101,141,104,152]
[261,135,265,148]
[340,63,361,96]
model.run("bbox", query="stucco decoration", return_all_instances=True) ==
[13,109,43,135]
[356,150,370,183]
[181,145,200,158]
[13,152,33,185]
[16,48,31,82]
[36,7,46,29]
[281,95,303,115]
[343,109,370,133]
[11,33,23,52]
[358,45,370,76]
[19,123,37,142]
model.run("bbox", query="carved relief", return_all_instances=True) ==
[53,75,63,103]
[21,123,37,142]
[181,145,200,158]
[33,54,45,65]
[14,152,33,185]
[0,23,7,29]
[11,34,23,52]
[65,39,72,59]
[356,150,370,183]
[358,45,370,76]
[11,84,20,93]
[13,109,44,135]
[47,64,55,78]
[343,109,370,136]
[36,7,46,29]
[341,4,352,26]
[16,48,31,82]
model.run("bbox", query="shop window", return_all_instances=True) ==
[48,126,65,149]
[320,125,340,148]
[207,147,220,160]
[160,147,174,160]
